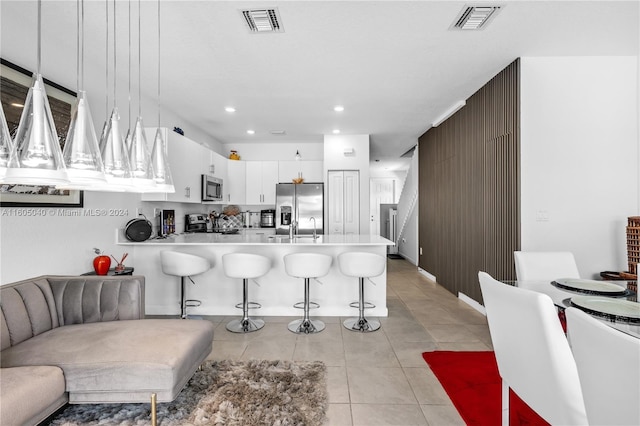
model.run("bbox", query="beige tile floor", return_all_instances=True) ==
[201,258,493,425]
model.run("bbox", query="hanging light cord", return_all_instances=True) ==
[113,0,117,105]
[105,0,109,113]
[36,0,41,74]
[157,0,161,127]
[76,0,80,93]
[138,0,141,118]
[79,0,84,91]
[128,0,132,128]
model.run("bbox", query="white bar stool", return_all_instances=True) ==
[338,252,385,332]
[284,253,332,334]
[160,251,211,319]
[222,253,270,333]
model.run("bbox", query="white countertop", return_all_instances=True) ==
[117,231,394,246]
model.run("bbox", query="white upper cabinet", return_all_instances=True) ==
[246,161,278,204]
[141,128,204,203]
[278,160,323,184]
[226,159,246,204]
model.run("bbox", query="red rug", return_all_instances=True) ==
[422,351,549,426]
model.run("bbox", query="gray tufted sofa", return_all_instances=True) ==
[0,275,214,426]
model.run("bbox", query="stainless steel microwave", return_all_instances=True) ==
[201,175,223,202]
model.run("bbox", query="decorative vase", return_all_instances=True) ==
[93,255,111,275]
[229,150,240,160]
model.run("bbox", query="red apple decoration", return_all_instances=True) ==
[93,248,111,275]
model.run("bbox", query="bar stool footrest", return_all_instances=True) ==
[293,301,320,310]
[349,301,376,309]
[234,302,262,310]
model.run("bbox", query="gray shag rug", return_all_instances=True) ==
[49,360,327,426]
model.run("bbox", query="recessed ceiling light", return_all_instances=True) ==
[246,129,255,135]
[333,105,344,112]
[332,129,340,134]
[225,106,236,113]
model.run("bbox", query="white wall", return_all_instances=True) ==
[520,56,639,278]
[323,135,371,234]
[396,148,419,264]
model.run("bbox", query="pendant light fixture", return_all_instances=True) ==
[0,103,13,181]
[4,0,69,186]
[61,0,107,188]
[295,150,301,161]
[149,0,174,193]
[99,0,132,191]
[128,0,156,191]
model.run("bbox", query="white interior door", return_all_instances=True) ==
[327,170,360,235]
[369,178,395,235]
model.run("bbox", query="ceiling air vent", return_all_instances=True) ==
[242,8,284,33]
[452,6,501,30]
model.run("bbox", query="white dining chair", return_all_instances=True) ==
[513,251,580,281]
[565,307,640,426]
[478,271,588,426]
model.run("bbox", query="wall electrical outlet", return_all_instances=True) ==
[154,208,160,217]
[136,208,143,216]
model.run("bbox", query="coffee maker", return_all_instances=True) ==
[260,209,275,228]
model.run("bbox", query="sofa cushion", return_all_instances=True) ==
[0,319,214,403]
[0,277,58,350]
[0,366,67,426]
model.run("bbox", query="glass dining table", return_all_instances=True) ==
[503,279,639,339]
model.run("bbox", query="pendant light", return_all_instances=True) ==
[99,0,132,191]
[295,150,301,161]
[4,0,69,186]
[61,0,107,188]
[128,0,155,191]
[0,103,13,181]
[149,0,174,193]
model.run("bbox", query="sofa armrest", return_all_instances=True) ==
[47,276,145,325]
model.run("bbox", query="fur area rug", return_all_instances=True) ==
[50,360,328,426]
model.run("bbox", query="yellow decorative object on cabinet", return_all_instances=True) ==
[229,150,240,160]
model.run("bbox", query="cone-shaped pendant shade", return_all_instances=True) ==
[61,90,106,186]
[149,127,174,193]
[4,73,68,185]
[100,107,133,190]
[0,103,13,181]
[128,116,155,189]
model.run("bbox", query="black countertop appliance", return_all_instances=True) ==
[185,214,208,233]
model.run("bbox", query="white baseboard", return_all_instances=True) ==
[417,267,436,281]
[458,292,486,315]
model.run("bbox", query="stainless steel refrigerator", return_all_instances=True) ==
[275,183,324,235]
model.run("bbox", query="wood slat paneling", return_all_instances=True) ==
[418,59,520,303]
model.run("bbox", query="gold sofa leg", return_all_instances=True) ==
[151,393,157,426]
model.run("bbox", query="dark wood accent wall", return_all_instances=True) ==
[418,59,520,304]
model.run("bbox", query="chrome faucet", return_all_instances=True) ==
[309,217,317,239]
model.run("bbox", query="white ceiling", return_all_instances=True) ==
[1,1,638,174]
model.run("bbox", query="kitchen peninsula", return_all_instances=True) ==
[117,232,394,317]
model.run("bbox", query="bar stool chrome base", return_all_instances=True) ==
[288,318,325,334]
[344,317,381,332]
[227,318,265,333]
